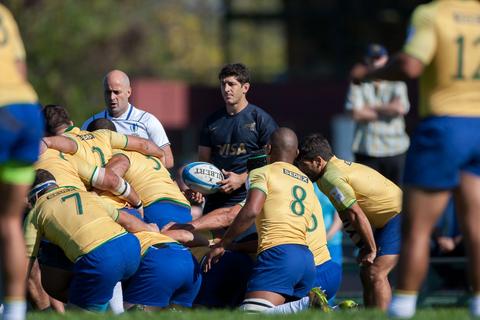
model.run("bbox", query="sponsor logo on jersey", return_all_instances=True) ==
[77,133,95,141]
[282,168,308,183]
[217,143,247,156]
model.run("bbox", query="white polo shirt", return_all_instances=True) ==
[81,104,170,148]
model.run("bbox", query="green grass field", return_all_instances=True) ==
[26,309,472,320]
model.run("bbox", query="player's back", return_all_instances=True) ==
[306,201,331,266]
[63,127,127,167]
[35,149,91,191]
[25,186,125,262]
[248,162,316,254]
[318,156,402,228]
[134,231,176,255]
[404,0,480,117]
[0,4,37,106]
[116,150,189,207]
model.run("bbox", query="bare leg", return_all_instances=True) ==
[361,255,398,310]
[454,172,480,293]
[396,188,450,291]
[0,184,29,299]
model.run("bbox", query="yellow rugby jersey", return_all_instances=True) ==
[0,4,37,106]
[248,162,316,255]
[403,0,480,117]
[115,150,190,207]
[63,127,128,167]
[133,231,176,255]
[306,205,331,266]
[35,149,98,191]
[24,186,126,262]
[317,157,402,229]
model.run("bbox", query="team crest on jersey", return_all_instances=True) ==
[329,187,346,204]
[243,122,256,132]
[130,123,139,132]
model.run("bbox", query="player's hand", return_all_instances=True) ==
[350,63,369,84]
[183,189,204,205]
[203,244,225,272]
[357,248,376,267]
[218,170,244,194]
[147,223,160,233]
[437,236,456,253]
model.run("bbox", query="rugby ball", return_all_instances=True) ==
[182,162,224,195]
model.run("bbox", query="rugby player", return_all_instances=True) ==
[24,170,158,311]
[0,4,44,320]
[352,0,480,317]
[206,128,317,312]
[296,133,402,310]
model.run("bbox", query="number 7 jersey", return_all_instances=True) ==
[403,0,480,117]
[248,162,324,255]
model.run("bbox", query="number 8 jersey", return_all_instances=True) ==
[404,0,480,117]
[248,162,323,256]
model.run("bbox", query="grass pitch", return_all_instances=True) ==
[27,308,471,320]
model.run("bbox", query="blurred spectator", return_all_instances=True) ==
[313,184,343,266]
[82,69,174,168]
[345,44,410,185]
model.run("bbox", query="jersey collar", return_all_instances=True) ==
[104,103,134,120]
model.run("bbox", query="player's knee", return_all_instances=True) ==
[239,298,275,313]
[364,264,388,284]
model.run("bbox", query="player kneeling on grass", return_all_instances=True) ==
[123,230,202,310]
[24,169,158,311]
[206,128,317,312]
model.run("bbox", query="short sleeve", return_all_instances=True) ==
[108,131,129,149]
[67,157,97,186]
[248,167,268,196]
[256,110,278,147]
[403,4,437,65]
[144,113,170,147]
[23,210,40,258]
[345,84,364,111]
[317,177,356,212]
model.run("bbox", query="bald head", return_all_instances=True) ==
[268,127,299,163]
[103,69,132,117]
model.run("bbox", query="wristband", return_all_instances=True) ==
[132,201,143,210]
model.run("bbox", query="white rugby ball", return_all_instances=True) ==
[182,162,224,195]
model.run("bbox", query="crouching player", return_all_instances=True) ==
[206,128,316,312]
[24,170,156,311]
[123,231,202,310]
[297,133,401,310]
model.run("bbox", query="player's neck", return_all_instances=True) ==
[225,99,248,115]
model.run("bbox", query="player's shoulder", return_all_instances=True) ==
[246,103,274,119]
[0,4,13,19]
[411,1,441,23]
[130,105,161,123]
[203,107,227,125]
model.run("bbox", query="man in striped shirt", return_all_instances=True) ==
[345,44,410,185]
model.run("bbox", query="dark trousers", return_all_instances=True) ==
[354,152,406,186]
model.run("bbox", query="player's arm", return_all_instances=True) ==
[119,135,166,165]
[205,189,265,271]
[326,212,343,241]
[42,136,78,154]
[339,203,377,265]
[161,144,174,169]
[144,113,174,169]
[167,204,242,232]
[116,210,158,233]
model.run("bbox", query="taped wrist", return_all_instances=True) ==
[90,167,106,188]
[113,178,131,200]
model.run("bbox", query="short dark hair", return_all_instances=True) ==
[87,118,117,132]
[298,133,334,162]
[43,104,71,136]
[218,63,250,84]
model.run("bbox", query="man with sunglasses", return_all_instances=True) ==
[345,44,410,186]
